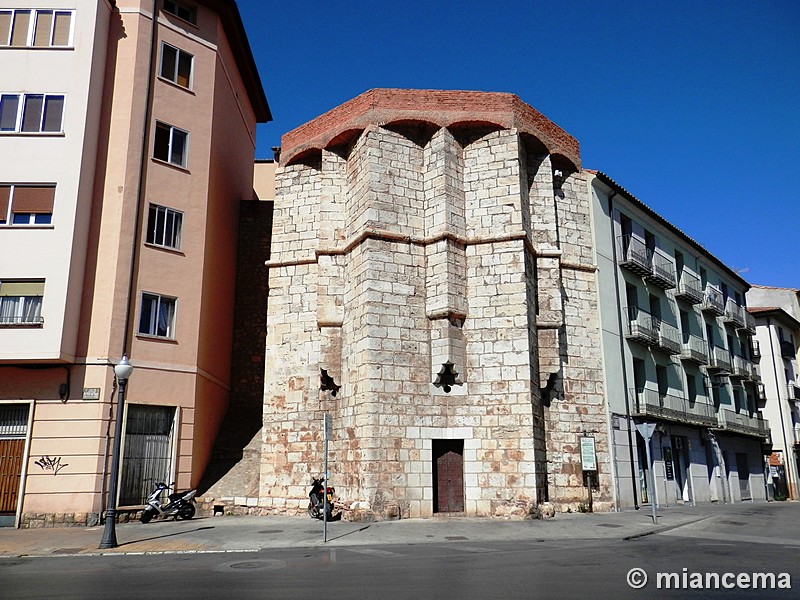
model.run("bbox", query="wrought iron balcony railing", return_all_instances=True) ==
[625,306,659,345]
[787,382,800,402]
[700,285,725,316]
[0,315,45,326]
[655,320,681,355]
[630,388,716,427]
[742,310,756,335]
[675,270,704,304]
[707,346,732,372]
[685,398,718,427]
[717,408,769,439]
[730,355,751,379]
[646,249,677,289]
[723,298,746,328]
[749,339,761,361]
[680,334,709,364]
[617,235,652,277]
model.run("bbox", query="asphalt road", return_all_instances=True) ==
[2,505,799,600]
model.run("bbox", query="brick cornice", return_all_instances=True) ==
[281,89,580,167]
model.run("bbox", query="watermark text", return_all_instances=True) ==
[627,567,791,590]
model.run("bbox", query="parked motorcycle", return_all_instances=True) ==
[140,482,197,523]
[307,477,335,520]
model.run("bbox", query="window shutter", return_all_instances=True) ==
[0,186,9,219]
[10,11,30,46]
[0,281,45,297]
[0,13,12,45]
[33,11,52,47]
[52,12,71,46]
[13,186,54,213]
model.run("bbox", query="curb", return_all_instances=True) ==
[622,515,714,541]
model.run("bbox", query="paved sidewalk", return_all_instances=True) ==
[0,504,726,558]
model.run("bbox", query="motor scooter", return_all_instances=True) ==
[307,477,335,520]
[140,482,197,523]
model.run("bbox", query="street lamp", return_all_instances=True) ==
[99,354,133,549]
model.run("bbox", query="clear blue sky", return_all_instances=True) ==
[237,0,799,289]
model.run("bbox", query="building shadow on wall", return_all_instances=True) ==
[198,197,273,497]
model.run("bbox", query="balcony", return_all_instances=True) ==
[780,340,796,359]
[674,270,704,304]
[0,315,45,327]
[717,408,770,439]
[617,235,652,277]
[625,306,658,345]
[757,383,766,401]
[680,334,709,365]
[748,363,761,382]
[742,310,756,335]
[794,425,800,446]
[646,249,677,289]
[723,298,746,328]
[685,398,718,427]
[787,382,800,402]
[749,339,761,361]
[707,346,732,373]
[730,355,751,380]
[655,320,681,355]
[630,388,716,427]
[700,285,725,317]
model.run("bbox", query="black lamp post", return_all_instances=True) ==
[99,354,133,549]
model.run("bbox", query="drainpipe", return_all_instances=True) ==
[100,0,159,518]
[606,189,640,509]
[767,317,795,499]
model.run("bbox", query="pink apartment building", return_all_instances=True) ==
[0,0,269,527]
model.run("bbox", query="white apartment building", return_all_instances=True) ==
[746,286,800,500]
[589,171,769,509]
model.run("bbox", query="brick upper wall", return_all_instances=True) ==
[281,89,580,166]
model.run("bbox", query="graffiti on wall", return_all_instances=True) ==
[35,456,69,475]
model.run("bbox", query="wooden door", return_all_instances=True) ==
[433,440,464,513]
[0,439,25,514]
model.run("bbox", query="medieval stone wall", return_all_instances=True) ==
[260,90,611,518]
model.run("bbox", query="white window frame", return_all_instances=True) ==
[0,281,44,326]
[153,121,189,168]
[159,42,194,89]
[0,93,65,134]
[145,203,183,250]
[138,292,177,339]
[0,9,74,48]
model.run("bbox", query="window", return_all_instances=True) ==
[0,9,73,47]
[153,122,188,168]
[0,280,44,325]
[0,185,55,225]
[138,292,176,338]
[0,93,64,133]
[159,43,193,88]
[145,204,183,249]
[163,0,196,24]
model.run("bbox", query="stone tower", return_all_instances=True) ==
[260,89,611,518]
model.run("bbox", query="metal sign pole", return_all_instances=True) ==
[323,435,328,543]
[323,412,332,544]
[635,422,658,525]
